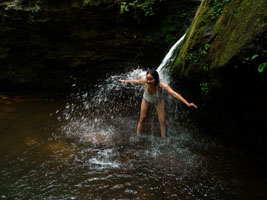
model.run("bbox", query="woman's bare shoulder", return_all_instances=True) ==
[159,81,169,88]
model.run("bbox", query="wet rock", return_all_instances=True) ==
[171,0,267,152]
[0,0,200,91]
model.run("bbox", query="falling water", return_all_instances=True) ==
[157,33,186,74]
[156,33,186,84]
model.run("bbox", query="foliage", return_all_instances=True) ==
[178,11,187,19]
[242,50,266,73]
[242,54,258,64]
[258,62,267,73]
[186,52,197,62]
[258,50,267,73]
[164,34,175,43]
[199,43,210,56]
[120,0,156,17]
[120,2,129,14]
[203,65,209,71]
[208,0,230,20]
[198,44,211,99]
[200,81,209,96]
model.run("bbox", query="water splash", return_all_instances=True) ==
[88,148,120,169]
[57,28,192,144]
[57,68,147,145]
[54,23,201,180]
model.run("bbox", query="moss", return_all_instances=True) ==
[209,0,267,68]
[169,0,267,153]
[170,0,215,76]
[172,0,267,79]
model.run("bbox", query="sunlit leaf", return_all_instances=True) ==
[251,54,258,60]
[258,62,267,73]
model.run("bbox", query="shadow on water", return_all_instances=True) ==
[1,68,264,199]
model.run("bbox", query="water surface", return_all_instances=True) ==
[0,71,266,199]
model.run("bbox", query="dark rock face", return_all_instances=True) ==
[0,0,200,91]
[171,0,267,152]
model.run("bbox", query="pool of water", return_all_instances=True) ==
[0,71,266,199]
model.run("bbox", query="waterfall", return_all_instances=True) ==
[157,0,204,81]
[156,33,186,83]
[157,33,186,72]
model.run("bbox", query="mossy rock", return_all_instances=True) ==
[171,0,267,79]
[170,0,267,153]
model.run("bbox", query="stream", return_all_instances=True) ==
[0,68,266,200]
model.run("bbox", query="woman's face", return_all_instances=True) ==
[146,74,155,85]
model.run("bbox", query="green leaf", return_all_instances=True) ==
[258,62,267,73]
[204,43,211,50]
[200,82,209,92]
[251,54,258,60]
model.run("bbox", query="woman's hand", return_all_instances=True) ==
[188,103,198,108]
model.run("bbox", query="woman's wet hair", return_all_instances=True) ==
[147,70,160,86]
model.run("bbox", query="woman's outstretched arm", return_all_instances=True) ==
[119,79,146,85]
[160,81,198,108]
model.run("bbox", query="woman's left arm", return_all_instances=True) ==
[160,82,198,108]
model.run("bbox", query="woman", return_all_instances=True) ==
[119,70,197,138]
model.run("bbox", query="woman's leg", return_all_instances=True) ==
[155,100,166,138]
[137,98,148,135]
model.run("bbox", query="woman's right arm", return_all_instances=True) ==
[119,79,146,85]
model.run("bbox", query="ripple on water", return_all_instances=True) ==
[88,148,120,170]
[1,69,264,199]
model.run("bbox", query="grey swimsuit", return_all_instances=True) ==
[143,84,163,104]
